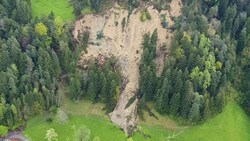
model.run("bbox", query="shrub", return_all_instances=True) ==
[46,117,53,123]
[161,42,167,50]
[140,9,151,22]
[97,31,104,40]
[140,12,147,22]
[145,10,151,20]
[49,106,57,114]
[45,128,58,141]
[81,31,90,49]
[0,125,8,136]
[161,21,168,28]
[115,21,118,26]
[122,17,126,31]
[56,109,68,124]
[74,125,91,141]
[160,14,168,28]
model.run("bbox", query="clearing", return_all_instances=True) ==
[31,0,74,21]
[73,0,182,134]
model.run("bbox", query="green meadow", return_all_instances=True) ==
[24,115,126,141]
[31,0,74,21]
[174,104,250,141]
[24,96,250,141]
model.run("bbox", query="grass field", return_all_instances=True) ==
[60,94,107,117]
[24,94,173,141]
[24,103,250,141]
[31,0,74,21]
[173,104,250,141]
[24,115,126,141]
[24,92,250,141]
[24,115,174,141]
[24,97,171,140]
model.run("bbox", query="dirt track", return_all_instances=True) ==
[73,0,182,134]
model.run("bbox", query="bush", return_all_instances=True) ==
[81,31,90,49]
[115,21,118,26]
[161,21,168,28]
[160,14,168,28]
[96,31,104,40]
[145,10,151,20]
[0,125,8,136]
[122,17,126,31]
[46,117,53,123]
[45,128,58,141]
[161,42,167,50]
[74,125,91,141]
[56,109,68,124]
[140,12,147,22]
[140,9,151,22]
[49,106,57,114]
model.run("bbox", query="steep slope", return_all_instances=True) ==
[73,0,182,134]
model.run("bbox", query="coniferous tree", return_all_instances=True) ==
[169,93,181,116]
[180,80,194,119]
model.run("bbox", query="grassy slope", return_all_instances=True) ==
[24,93,173,141]
[24,87,250,141]
[173,104,250,141]
[24,101,250,141]
[31,0,74,21]
[60,94,108,117]
[133,125,172,141]
[24,115,126,141]
[24,115,172,141]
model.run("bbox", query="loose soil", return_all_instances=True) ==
[73,0,182,134]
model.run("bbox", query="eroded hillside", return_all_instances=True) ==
[73,0,182,134]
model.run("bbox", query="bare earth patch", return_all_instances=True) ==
[73,0,182,135]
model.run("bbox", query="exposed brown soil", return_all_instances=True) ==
[73,0,182,134]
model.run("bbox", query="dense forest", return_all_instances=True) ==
[0,0,123,132]
[139,0,250,122]
[69,56,122,113]
[0,0,75,129]
[1,0,250,137]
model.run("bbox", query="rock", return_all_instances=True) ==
[109,98,138,136]
[83,65,88,69]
